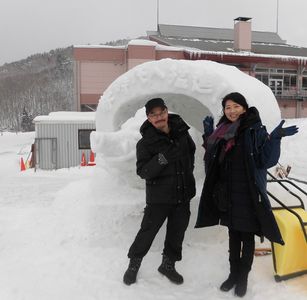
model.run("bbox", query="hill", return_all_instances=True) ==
[0,47,74,131]
[0,37,145,132]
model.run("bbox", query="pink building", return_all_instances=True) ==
[73,18,307,118]
[73,41,184,112]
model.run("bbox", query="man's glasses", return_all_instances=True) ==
[148,109,167,119]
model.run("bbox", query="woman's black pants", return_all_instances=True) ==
[228,229,255,274]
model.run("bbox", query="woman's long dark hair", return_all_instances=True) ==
[217,92,249,126]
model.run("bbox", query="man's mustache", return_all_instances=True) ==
[155,119,166,124]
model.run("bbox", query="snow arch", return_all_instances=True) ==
[94,58,280,133]
[91,59,281,186]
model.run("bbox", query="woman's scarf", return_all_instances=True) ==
[206,119,241,163]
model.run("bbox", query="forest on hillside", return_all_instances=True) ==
[0,38,135,132]
[0,47,74,132]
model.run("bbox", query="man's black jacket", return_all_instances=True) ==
[136,114,196,204]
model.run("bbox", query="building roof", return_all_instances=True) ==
[148,24,307,58]
[33,112,96,124]
[157,24,286,44]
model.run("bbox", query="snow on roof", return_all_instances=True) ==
[128,39,158,46]
[74,40,307,61]
[155,44,183,51]
[74,39,159,50]
[74,40,182,52]
[33,112,96,124]
[73,44,126,49]
[185,48,307,63]
[157,24,286,44]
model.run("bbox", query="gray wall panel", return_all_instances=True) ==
[35,122,95,170]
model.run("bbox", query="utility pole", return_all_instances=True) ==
[276,0,279,33]
[157,0,160,32]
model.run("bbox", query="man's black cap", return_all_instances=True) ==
[145,98,167,115]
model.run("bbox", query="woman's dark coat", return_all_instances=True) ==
[195,107,284,245]
[136,113,196,204]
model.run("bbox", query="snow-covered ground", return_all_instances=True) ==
[0,116,306,300]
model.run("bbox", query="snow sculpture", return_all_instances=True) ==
[91,58,281,186]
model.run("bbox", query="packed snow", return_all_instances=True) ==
[0,59,306,299]
[0,119,306,300]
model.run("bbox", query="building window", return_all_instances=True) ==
[78,129,95,149]
[81,104,97,112]
[269,78,283,96]
[255,68,297,96]
[255,74,268,85]
[283,75,297,90]
[302,77,307,90]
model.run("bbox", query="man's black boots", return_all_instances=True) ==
[158,255,184,284]
[123,257,142,285]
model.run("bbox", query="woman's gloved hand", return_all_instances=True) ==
[270,120,299,139]
[203,116,214,137]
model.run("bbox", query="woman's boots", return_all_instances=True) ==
[220,262,249,297]
[220,260,239,291]
[220,272,238,291]
[234,268,249,297]
[220,230,254,297]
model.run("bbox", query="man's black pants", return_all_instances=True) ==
[128,202,190,262]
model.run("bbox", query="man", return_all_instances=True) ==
[123,98,196,285]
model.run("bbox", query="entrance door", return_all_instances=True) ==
[269,79,283,96]
[35,138,57,170]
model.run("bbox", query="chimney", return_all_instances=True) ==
[234,17,252,51]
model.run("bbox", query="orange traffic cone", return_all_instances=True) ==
[87,150,96,166]
[20,157,26,171]
[80,152,87,166]
[28,157,32,168]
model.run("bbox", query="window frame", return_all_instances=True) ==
[78,129,95,150]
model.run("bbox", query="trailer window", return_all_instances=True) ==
[78,129,95,149]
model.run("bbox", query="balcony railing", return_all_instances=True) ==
[270,88,307,100]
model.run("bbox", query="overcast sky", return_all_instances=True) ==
[1,0,307,66]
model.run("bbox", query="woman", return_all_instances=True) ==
[195,92,298,297]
